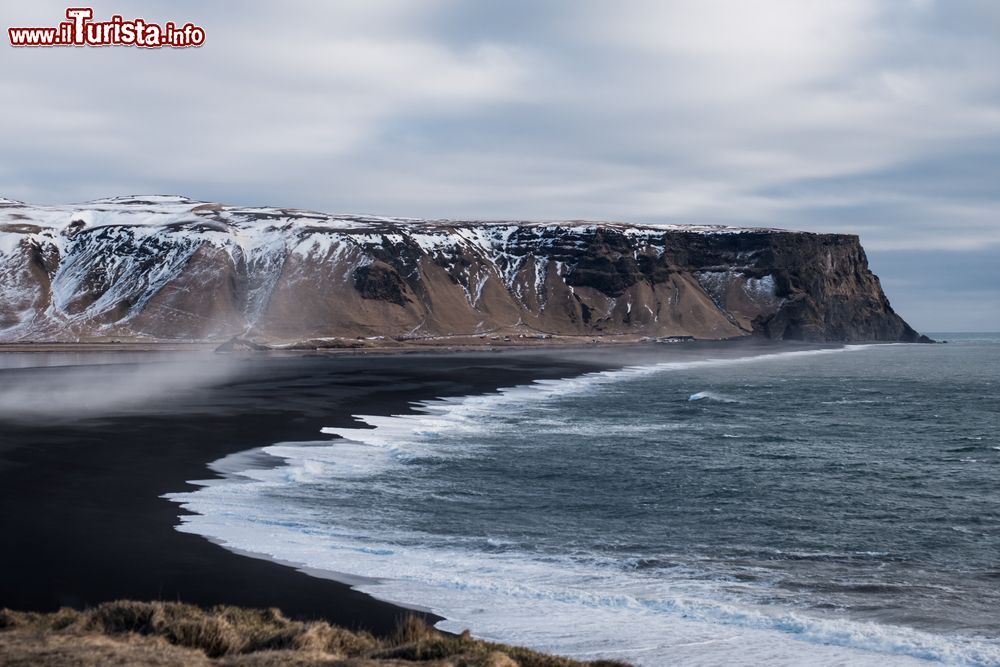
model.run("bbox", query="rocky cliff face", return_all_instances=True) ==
[0,195,923,344]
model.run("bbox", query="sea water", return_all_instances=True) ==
[167,335,1000,666]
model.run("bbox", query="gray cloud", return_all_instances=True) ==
[1,0,997,329]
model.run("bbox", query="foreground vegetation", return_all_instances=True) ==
[0,600,632,666]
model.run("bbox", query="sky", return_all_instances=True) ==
[2,1,998,331]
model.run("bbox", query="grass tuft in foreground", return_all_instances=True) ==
[0,600,633,666]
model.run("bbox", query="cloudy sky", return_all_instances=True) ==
[3,1,998,331]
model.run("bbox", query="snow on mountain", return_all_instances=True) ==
[0,197,921,344]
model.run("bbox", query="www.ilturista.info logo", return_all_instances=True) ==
[8,8,205,48]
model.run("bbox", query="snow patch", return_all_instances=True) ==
[745,275,777,302]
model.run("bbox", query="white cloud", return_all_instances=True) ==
[0,0,529,199]
[1,0,998,256]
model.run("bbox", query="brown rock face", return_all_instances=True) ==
[659,230,924,342]
[0,196,924,344]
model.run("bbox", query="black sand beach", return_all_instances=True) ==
[0,351,601,635]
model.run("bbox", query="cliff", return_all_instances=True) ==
[0,196,924,345]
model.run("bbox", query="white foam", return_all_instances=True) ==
[165,344,997,666]
[688,390,739,403]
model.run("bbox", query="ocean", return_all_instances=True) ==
[167,335,1000,666]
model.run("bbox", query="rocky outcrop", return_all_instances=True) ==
[0,195,924,344]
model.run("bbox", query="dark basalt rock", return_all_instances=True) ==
[352,262,410,306]
[566,254,642,297]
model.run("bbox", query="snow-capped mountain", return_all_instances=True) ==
[0,195,922,344]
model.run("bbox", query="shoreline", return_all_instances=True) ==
[0,350,609,636]
[0,340,878,652]
[158,341,852,634]
[0,335,871,362]
[150,340,998,667]
[3,341,989,666]
[0,334,724,355]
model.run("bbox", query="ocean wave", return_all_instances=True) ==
[688,391,739,403]
[946,445,998,454]
[163,343,1000,666]
[163,491,999,666]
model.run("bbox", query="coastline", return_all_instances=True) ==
[4,340,978,666]
[0,333,737,355]
[157,342,855,643]
[0,350,610,635]
[1,339,896,657]
[147,339,999,667]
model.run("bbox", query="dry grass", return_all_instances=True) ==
[0,601,633,667]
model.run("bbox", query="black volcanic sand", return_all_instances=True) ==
[0,340,799,637]
[0,350,612,636]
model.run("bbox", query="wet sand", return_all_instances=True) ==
[0,351,602,635]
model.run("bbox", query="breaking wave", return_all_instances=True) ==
[165,343,1000,666]
[688,390,739,403]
